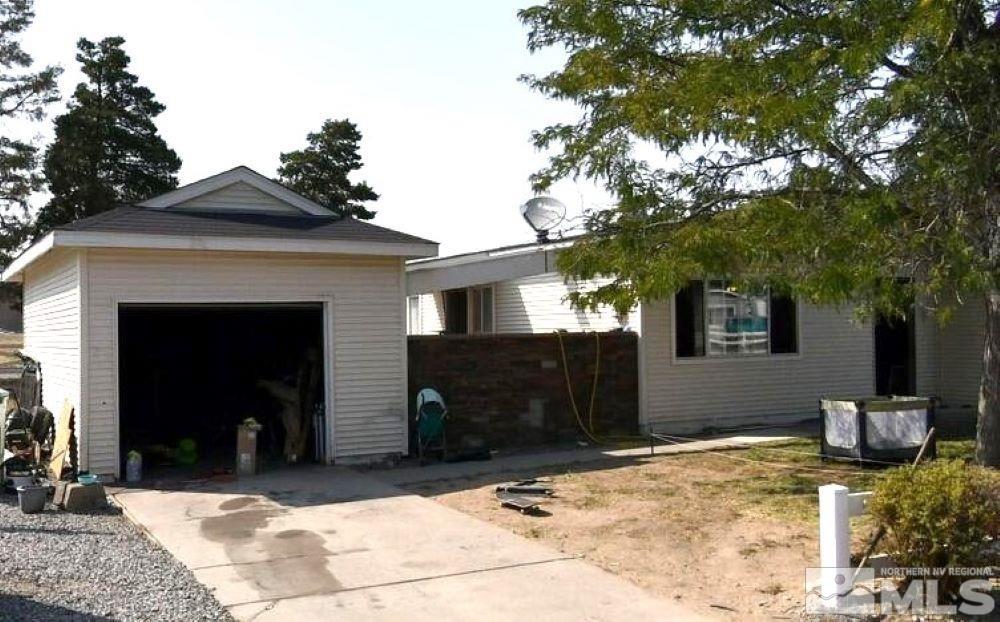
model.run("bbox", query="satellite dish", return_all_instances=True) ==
[520,196,566,242]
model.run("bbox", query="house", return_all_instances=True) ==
[407,238,982,434]
[1,166,437,479]
[406,237,631,335]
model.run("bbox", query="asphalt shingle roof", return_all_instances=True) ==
[57,206,435,246]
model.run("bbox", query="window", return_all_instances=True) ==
[442,286,493,334]
[471,286,494,334]
[407,296,421,334]
[443,289,468,334]
[674,279,797,358]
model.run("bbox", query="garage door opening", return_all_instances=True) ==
[118,303,327,479]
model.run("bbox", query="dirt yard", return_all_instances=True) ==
[403,437,974,620]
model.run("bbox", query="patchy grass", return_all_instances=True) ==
[408,432,977,620]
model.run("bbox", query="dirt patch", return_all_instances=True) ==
[403,438,975,620]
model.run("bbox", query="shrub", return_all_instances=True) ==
[868,460,1000,598]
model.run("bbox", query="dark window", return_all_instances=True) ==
[674,280,705,357]
[769,293,798,354]
[443,289,468,334]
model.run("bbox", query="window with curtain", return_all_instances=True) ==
[675,280,797,358]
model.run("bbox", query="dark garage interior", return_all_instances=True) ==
[118,303,326,478]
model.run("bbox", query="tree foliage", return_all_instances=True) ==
[35,37,180,234]
[0,0,59,302]
[520,1,1000,463]
[277,119,378,219]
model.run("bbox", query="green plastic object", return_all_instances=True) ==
[417,402,446,441]
[175,437,198,466]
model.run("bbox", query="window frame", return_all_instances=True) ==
[670,280,802,364]
[468,284,495,335]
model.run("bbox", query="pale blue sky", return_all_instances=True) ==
[19,1,609,254]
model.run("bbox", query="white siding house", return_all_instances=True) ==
[406,238,629,335]
[21,250,83,445]
[639,299,873,432]
[408,239,984,435]
[3,166,437,478]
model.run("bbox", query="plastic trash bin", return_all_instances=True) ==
[17,484,46,514]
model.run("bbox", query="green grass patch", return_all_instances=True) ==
[698,435,976,523]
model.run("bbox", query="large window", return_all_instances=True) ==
[675,280,797,358]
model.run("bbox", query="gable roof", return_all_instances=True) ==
[59,206,431,244]
[2,166,438,282]
[138,166,333,216]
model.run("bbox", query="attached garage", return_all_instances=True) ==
[2,166,437,479]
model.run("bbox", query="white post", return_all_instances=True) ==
[819,484,851,607]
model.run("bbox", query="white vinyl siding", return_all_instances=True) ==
[408,292,444,335]
[913,307,940,398]
[935,300,984,410]
[641,299,873,431]
[22,250,83,463]
[494,273,627,334]
[172,181,301,214]
[83,249,407,476]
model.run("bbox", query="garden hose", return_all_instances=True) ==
[556,330,603,444]
[556,330,651,446]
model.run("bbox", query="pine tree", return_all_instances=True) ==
[0,0,60,306]
[35,37,180,234]
[277,119,378,219]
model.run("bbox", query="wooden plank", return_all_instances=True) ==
[48,399,74,481]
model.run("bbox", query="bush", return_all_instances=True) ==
[869,460,1000,598]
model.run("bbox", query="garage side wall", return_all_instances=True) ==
[84,249,407,476]
[22,250,83,459]
[641,299,874,431]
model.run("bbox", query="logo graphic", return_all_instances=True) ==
[805,567,996,616]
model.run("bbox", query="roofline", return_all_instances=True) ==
[138,165,335,216]
[2,230,438,282]
[407,235,581,272]
[1,232,55,283]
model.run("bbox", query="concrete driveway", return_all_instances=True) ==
[113,467,706,621]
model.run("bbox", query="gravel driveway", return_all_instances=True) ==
[0,492,232,621]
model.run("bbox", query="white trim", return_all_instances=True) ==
[323,297,336,463]
[2,232,54,282]
[55,230,437,258]
[110,295,336,479]
[3,230,438,281]
[138,166,334,216]
[399,259,409,455]
[78,250,90,472]
[407,240,575,272]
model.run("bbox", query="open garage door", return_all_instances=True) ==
[118,303,326,479]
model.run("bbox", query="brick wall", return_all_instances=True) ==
[407,332,638,451]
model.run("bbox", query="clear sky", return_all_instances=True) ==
[18,1,610,255]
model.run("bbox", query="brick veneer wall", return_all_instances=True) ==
[407,332,638,451]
